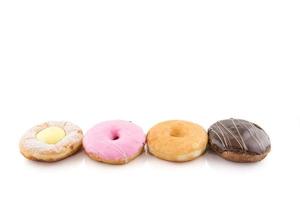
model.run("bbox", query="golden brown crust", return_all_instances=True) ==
[147,120,208,162]
[215,149,271,163]
[19,121,83,162]
[147,144,207,162]
[85,147,144,165]
[19,143,82,162]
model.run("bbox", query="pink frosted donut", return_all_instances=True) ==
[83,120,146,164]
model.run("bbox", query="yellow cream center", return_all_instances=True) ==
[36,127,66,144]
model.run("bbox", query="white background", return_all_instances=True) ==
[0,0,299,200]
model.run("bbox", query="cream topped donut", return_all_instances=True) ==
[19,121,83,162]
[83,120,146,165]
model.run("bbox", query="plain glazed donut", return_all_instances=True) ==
[147,120,208,162]
[19,121,83,162]
[83,120,146,165]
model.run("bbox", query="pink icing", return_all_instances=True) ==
[83,120,146,162]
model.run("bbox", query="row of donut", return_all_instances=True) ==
[19,118,271,164]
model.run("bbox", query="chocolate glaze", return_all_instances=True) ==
[208,118,271,155]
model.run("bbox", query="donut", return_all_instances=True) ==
[147,120,208,162]
[83,120,146,165]
[208,118,271,162]
[19,121,83,162]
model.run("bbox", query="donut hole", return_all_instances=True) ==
[110,129,120,140]
[170,129,185,137]
[112,135,120,140]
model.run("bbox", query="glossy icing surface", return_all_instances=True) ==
[83,120,146,162]
[208,118,271,154]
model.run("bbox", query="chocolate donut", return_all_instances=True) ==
[208,118,271,162]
